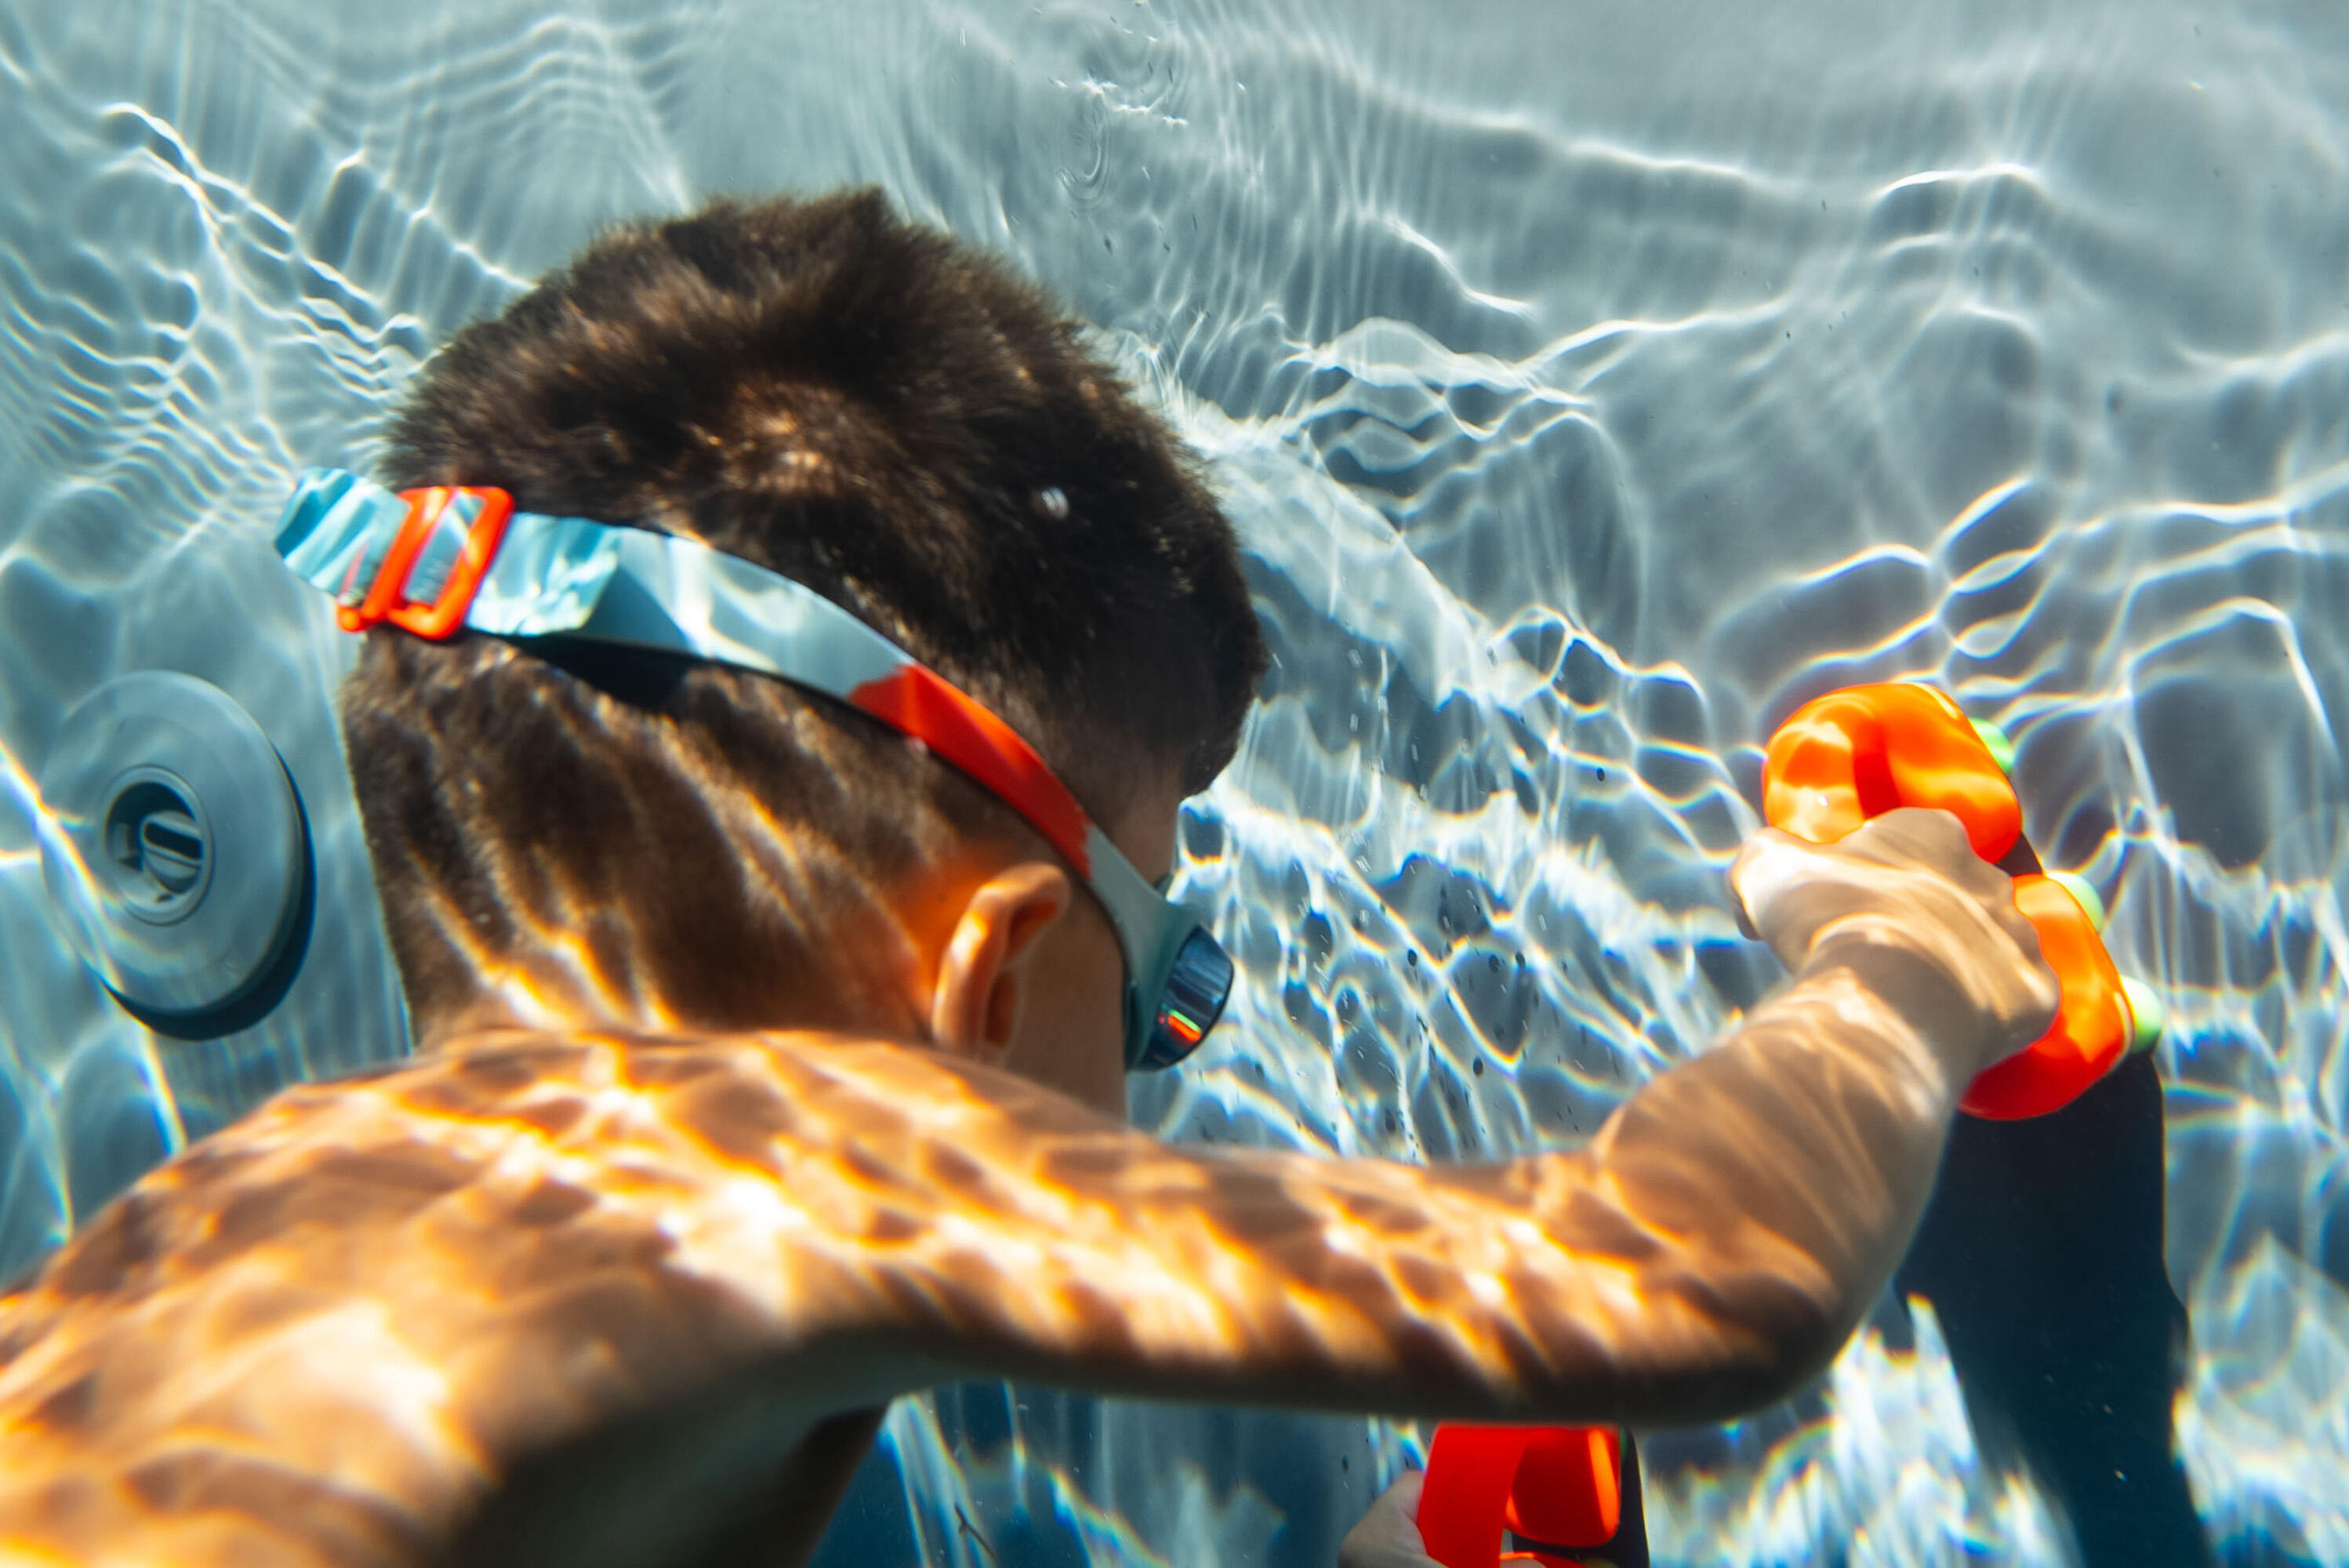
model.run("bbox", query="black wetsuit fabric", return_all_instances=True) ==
[1899,1051,2211,1566]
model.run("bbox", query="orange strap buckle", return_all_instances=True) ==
[335,486,515,640]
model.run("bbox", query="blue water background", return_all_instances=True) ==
[2,0,2347,1562]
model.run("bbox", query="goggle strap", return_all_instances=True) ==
[850,666,1091,877]
[278,469,1096,878]
[275,467,1222,1070]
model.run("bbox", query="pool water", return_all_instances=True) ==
[2,1,2346,1563]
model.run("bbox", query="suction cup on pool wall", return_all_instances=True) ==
[38,671,314,1040]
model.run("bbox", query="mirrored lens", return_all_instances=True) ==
[1135,927,1232,1070]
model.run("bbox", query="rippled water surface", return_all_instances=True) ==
[4,1,2347,1563]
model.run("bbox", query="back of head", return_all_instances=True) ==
[342,191,1265,1044]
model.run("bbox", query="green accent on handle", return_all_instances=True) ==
[2047,869,2107,931]
[1970,717,2017,776]
[2122,975,2166,1054]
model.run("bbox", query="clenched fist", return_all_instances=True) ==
[1730,807,2060,1079]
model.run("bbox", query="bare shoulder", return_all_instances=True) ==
[0,1026,1116,1360]
[0,1028,1037,1565]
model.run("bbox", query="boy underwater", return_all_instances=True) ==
[0,191,2059,1568]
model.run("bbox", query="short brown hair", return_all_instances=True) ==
[341,191,1265,1036]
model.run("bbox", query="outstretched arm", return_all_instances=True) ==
[0,811,2050,1565]
[789,806,2055,1424]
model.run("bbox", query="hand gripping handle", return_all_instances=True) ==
[1760,683,2156,1120]
[1418,684,2162,1566]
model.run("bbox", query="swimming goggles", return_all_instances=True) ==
[272,469,1231,1072]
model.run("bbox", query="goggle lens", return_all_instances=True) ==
[1135,927,1233,1070]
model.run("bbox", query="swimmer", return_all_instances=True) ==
[0,192,2058,1568]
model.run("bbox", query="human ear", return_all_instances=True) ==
[928,862,1073,1061]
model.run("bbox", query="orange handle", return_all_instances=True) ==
[1761,682,2023,862]
[1760,683,2132,1120]
[1420,1423,1621,1568]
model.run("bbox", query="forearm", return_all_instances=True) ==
[1552,942,1980,1415]
[728,934,1975,1425]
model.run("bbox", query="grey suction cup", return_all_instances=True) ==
[38,672,313,1038]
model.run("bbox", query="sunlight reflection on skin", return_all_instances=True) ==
[0,811,2053,1566]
